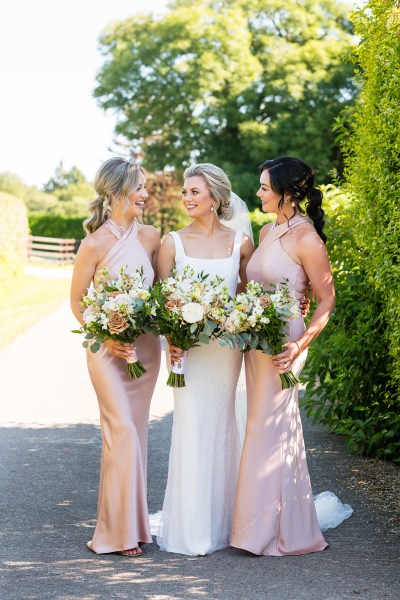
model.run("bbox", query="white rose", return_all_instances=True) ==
[83,307,97,324]
[181,302,204,323]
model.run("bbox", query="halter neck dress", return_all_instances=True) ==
[231,215,328,555]
[86,219,161,554]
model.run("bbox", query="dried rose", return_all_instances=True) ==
[107,312,129,334]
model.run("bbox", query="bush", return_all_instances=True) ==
[302,185,400,461]
[29,214,85,239]
[0,192,29,276]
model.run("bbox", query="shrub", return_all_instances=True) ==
[29,214,85,239]
[302,185,400,461]
[0,192,29,276]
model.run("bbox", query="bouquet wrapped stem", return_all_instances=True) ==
[278,367,299,390]
[125,348,146,379]
[167,351,188,388]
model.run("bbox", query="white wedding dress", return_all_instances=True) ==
[150,229,243,555]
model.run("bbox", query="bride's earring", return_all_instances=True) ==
[210,205,214,212]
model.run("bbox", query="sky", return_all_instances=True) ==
[0,0,168,188]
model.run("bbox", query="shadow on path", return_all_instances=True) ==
[1,407,399,600]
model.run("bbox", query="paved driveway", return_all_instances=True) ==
[0,300,399,600]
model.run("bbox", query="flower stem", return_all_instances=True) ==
[279,370,299,390]
[167,372,186,388]
[126,361,146,379]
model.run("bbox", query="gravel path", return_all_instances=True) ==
[0,300,399,600]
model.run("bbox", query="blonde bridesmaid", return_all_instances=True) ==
[70,157,161,556]
[231,156,336,556]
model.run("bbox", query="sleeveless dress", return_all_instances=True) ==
[231,215,330,556]
[86,219,161,554]
[152,229,243,555]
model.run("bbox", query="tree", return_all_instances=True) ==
[303,1,400,462]
[43,162,94,216]
[43,162,87,193]
[94,0,356,206]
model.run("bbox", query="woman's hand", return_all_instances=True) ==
[166,337,185,366]
[104,339,136,360]
[271,342,300,374]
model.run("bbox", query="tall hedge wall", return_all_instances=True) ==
[302,1,400,462]
[29,214,85,239]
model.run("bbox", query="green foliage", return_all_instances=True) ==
[94,0,356,205]
[43,162,87,193]
[0,171,93,217]
[29,214,85,239]
[303,187,400,459]
[144,171,189,236]
[0,172,60,214]
[303,1,400,462]
[0,192,29,277]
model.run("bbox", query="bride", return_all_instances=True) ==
[152,163,254,555]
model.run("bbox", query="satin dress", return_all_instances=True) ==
[231,215,328,556]
[86,219,161,554]
[153,230,243,555]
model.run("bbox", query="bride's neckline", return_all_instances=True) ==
[175,230,238,261]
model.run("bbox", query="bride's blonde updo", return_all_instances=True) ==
[183,163,232,220]
[83,157,143,235]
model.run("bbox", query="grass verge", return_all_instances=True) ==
[0,273,70,350]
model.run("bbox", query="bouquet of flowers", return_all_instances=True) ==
[72,266,153,379]
[150,266,231,387]
[220,280,300,389]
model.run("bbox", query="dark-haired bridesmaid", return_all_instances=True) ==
[231,156,341,556]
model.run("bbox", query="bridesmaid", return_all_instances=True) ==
[231,156,335,556]
[70,157,161,556]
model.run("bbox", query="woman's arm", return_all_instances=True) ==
[156,234,176,280]
[156,234,183,364]
[237,234,254,293]
[70,238,99,326]
[137,224,161,272]
[272,231,335,372]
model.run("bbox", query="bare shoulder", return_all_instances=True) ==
[138,223,160,239]
[261,222,274,233]
[295,224,324,247]
[259,221,274,244]
[240,232,254,253]
[78,229,103,255]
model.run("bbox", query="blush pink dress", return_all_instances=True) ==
[231,215,328,556]
[86,219,161,554]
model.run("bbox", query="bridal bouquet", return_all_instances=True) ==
[72,266,153,379]
[150,266,231,387]
[220,281,300,389]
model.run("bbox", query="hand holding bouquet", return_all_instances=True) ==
[220,280,300,389]
[72,266,153,379]
[150,266,230,387]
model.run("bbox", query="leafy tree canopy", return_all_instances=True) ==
[43,162,88,193]
[95,0,356,205]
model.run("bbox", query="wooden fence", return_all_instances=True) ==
[27,236,81,264]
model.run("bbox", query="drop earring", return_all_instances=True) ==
[210,205,214,212]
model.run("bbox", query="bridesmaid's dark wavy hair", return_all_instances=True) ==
[259,156,327,243]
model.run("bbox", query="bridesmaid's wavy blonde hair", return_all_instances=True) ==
[84,157,144,235]
[183,163,232,220]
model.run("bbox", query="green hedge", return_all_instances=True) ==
[0,192,28,276]
[29,214,85,239]
[302,0,400,463]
